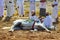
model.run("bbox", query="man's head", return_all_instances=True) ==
[46,12,49,16]
[31,10,35,16]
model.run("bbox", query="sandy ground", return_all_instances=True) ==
[0,16,60,40]
[0,1,60,40]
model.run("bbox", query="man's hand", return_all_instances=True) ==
[52,4,55,7]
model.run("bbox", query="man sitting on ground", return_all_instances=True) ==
[43,12,55,30]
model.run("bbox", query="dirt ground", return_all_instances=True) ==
[0,1,60,40]
[0,17,60,40]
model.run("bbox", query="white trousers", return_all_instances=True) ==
[18,5,24,16]
[29,1,35,17]
[0,6,4,17]
[51,7,58,22]
[6,4,15,17]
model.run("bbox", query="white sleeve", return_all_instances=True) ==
[16,0,19,7]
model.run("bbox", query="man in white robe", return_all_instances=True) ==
[43,13,55,30]
[4,0,15,21]
[0,0,4,20]
[16,0,24,17]
[51,0,58,22]
[30,10,39,21]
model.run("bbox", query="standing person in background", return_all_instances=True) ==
[29,0,35,18]
[16,0,24,17]
[40,0,46,17]
[0,0,4,20]
[4,0,15,21]
[52,0,58,23]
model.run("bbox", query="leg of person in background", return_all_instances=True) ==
[52,0,58,24]
[56,17,59,23]
[4,7,11,21]
[40,8,46,17]
[20,0,24,17]
[4,0,15,22]
[4,5,7,10]
[4,1,7,10]
[18,5,24,17]
[17,0,24,17]
[40,0,46,17]
[17,6,22,17]
[0,0,4,20]
[10,0,15,17]
[4,0,8,10]
[21,3,24,17]
[29,0,35,18]
[16,0,19,16]
[52,8,58,24]
[0,6,4,20]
